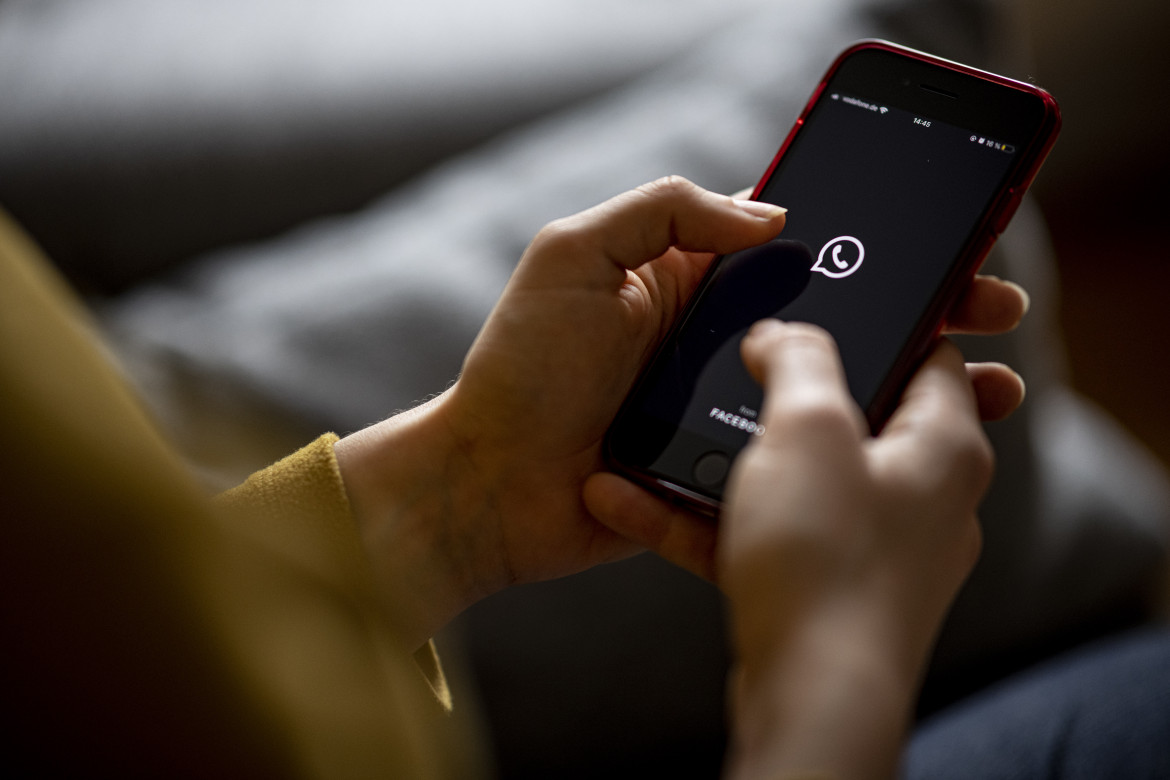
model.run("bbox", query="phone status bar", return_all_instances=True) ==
[831,93,889,115]
[832,91,1016,155]
[969,135,1015,154]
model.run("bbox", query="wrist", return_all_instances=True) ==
[333,391,504,650]
[726,598,923,780]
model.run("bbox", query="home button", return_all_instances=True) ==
[692,451,731,488]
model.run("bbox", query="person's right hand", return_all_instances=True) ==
[725,321,988,663]
[718,322,993,779]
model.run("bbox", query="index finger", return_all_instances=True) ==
[740,320,867,454]
[942,275,1030,335]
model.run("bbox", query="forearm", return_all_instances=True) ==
[725,606,921,780]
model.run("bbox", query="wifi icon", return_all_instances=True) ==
[879,106,889,114]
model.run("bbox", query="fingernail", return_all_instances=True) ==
[734,199,787,220]
[747,318,786,339]
[1004,279,1031,316]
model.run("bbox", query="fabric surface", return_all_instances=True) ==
[218,434,455,711]
[0,0,776,290]
[904,628,1170,779]
[0,211,466,777]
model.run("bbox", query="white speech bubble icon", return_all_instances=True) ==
[812,236,865,279]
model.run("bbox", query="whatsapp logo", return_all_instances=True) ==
[812,236,865,279]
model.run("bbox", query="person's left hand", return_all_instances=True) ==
[336,177,787,646]
[438,178,783,585]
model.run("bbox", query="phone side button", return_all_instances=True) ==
[991,187,1022,234]
[693,451,732,488]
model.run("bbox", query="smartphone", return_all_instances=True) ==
[604,40,1061,514]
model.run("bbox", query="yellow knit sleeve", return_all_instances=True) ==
[2,209,466,775]
[217,434,364,583]
[217,435,452,710]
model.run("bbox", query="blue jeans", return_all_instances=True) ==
[903,628,1170,779]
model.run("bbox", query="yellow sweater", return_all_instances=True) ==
[0,210,467,777]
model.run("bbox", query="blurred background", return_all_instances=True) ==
[1,0,1167,777]
[1019,0,1170,469]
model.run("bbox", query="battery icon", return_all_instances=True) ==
[1002,144,1016,153]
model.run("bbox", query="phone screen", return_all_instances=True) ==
[606,44,1057,507]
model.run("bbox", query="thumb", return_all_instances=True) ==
[739,320,867,452]
[518,176,787,290]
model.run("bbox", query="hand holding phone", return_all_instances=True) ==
[720,323,992,779]
[602,40,1060,515]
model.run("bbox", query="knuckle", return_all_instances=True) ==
[635,175,697,202]
[766,393,857,442]
[918,426,995,503]
[960,430,996,494]
[528,216,590,261]
[939,418,994,485]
